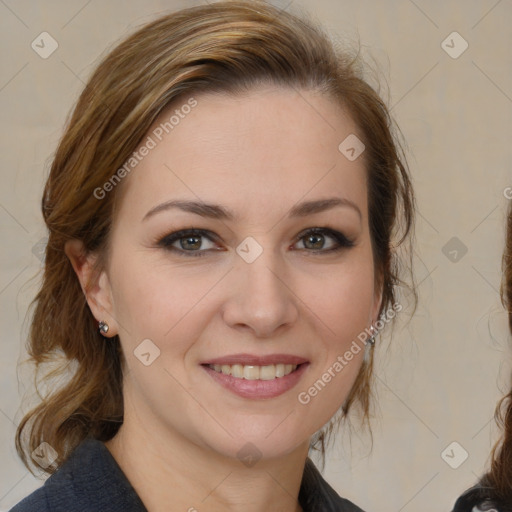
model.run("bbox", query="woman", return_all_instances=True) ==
[452,204,512,512]
[11,2,414,511]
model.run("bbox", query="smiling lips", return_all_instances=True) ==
[201,353,309,399]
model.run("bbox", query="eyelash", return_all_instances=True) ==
[156,227,355,258]
[293,228,355,254]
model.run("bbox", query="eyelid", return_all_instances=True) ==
[156,228,222,256]
[292,227,355,250]
[156,226,355,257]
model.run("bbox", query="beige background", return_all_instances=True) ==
[1,1,511,511]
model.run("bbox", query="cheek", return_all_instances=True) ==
[293,252,374,412]
[300,255,376,343]
[324,274,374,339]
[109,257,224,352]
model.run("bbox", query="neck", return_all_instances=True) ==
[106,402,309,512]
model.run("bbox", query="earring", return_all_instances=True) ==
[98,320,109,335]
[367,324,376,345]
[364,325,376,363]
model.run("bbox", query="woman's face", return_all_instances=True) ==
[96,86,381,460]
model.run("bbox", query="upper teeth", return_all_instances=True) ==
[209,363,298,380]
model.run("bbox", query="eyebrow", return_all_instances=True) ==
[142,197,362,222]
[143,200,233,222]
[289,197,361,220]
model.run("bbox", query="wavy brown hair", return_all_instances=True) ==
[479,203,512,506]
[16,0,415,474]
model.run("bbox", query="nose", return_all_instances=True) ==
[221,252,299,338]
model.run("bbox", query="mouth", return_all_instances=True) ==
[201,354,309,399]
[206,363,299,380]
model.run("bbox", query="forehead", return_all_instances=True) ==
[116,86,368,223]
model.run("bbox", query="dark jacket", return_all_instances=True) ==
[10,439,365,512]
[452,484,511,512]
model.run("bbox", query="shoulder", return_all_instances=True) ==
[299,458,366,512]
[9,439,147,512]
[9,486,50,512]
[452,484,510,512]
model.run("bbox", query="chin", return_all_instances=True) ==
[195,416,312,464]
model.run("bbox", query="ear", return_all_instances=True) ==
[64,239,118,337]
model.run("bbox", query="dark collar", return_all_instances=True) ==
[299,457,365,512]
[43,438,147,511]
[37,438,364,512]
